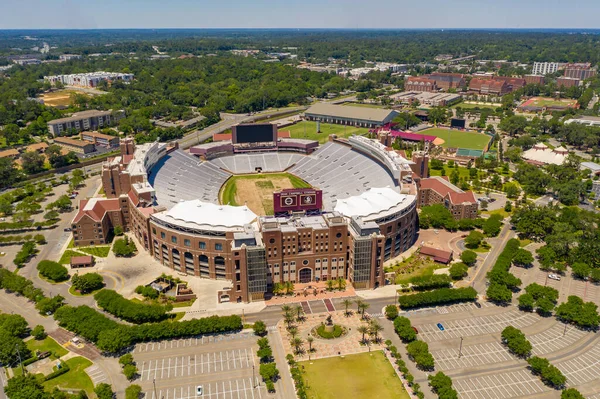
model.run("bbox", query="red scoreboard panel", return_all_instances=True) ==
[273,188,323,214]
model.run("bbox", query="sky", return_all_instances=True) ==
[0,0,598,29]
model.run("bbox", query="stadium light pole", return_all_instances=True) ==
[458,336,464,358]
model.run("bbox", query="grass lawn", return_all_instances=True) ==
[43,356,94,396]
[429,164,472,180]
[283,121,369,143]
[519,238,532,247]
[482,208,511,219]
[68,285,101,297]
[385,255,445,285]
[26,337,68,360]
[220,172,310,214]
[78,245,111,258]
[58,249,86,265]
[171,298,196,308]
[418,128,491,150]
[453,102,500,110]
[301,351,409,399]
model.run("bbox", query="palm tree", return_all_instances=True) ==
[337,277,346,291]
[295,304,304,322]
[284,312,295,328]
[288,326,298,338]
[355,299,364,313]
[326,279,334,291]
[357,325,369,344]
[342,299,353,317]
[369,321,383,343]
[290,337,304,355]
[307,336,314,353]
[358,302,370,319]
[281,304,292,316]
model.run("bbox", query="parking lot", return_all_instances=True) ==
[415,310,540,342]
[556,341,600,386]
[432,342,514,371]
[133,332,267,399]
[530,322,590,356]
[453,369,549,399]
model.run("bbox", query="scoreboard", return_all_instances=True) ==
[273,188,323,214]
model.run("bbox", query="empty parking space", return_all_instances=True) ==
[454,369,548,399]
[140,349,253,382]
[132,332,254,354]
[85,365,108,385]
[530,323,589,356]
[416,311,540,342]
[569,280,600,306]
[300,301,312,315]
[308,299,327,313]
[147,377,266,399]
[556,342,600,386]
[587,394,600,399]
[323,298,335,312]
[432,342,514,371]
[437,301,494,314]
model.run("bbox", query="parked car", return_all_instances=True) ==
[437,323,445,331]
[196,385,203,396]
[412,326,419,334]
[64,228,72,232]
[475,302,482,308]
[548,274,561,281]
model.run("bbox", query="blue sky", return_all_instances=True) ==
[1,0,598,29]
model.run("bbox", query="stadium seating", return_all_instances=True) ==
[289,142,397,209]
[208,153,304,174]
[149,150,231,208]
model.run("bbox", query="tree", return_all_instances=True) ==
[0,157,22,190]
[406,340,435,370]
[428,107,449,125]
[123,364,138,380]
[512,249,534,267]
[71,273,104,294]
[113,226,123,236]
[460,250,477,266]
[37,260,69,282]
[113,236,136,257]
[504,183,520,199]
[393,316,416,342]
[253,320,267,336]
[342,298,353,316]
[119,353,134,367]
[125,384,143,399]
[385,305,398,320]
[486,282,512,303]
[499,115,528,136]
[0,328,30,366]
[94,383,115,399]
[307,335,314,352]
[518,293,535,311]
[449,263,469,280]
[590,268,600,283]
[290,337,304,354]
[357,324,369,344]
[464,231,484,249]
[369,320,383,343]
[483,214,503,237]
[571,262,591,280]
[392,112,421,130]
[419,204,456,230]
[0,313,29,336]
[20,151,46,175]
[450,169,460,185]
[4,374,49,399]
[561,388,585,399]
[31,325,46,340]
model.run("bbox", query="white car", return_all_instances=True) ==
[196,386,203,396]
[548,274,561,281]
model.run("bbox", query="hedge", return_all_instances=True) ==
[54,305,242,353]
[398,287,478,309]
[486,238,522,303]
[44,363,70,381]
[410,274,452,291]
[94,289,172,324]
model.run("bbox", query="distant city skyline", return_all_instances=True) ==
[1,0,599,30]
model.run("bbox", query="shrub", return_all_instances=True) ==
[37,260,69,282]
[94,289,172,324]
[393,316,416,342]
[134,285,159,299]
[385,305,399,320]
[44,362,71,381]
[13,241,37,267]
[125,385,143,399]
[253,320,267,336]
[398,287,478,309]
[32,325,46,340]
[113,236,136,257]
[410,274,452,290]
[316,324,343,339]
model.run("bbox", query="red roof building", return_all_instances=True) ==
[419,246,453,264]
[405,77,438,92]
[417,176,478,220]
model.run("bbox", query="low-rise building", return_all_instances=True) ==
[521,142,568,166]
[416,176,478,220]
[44,72,133,88]
[25,142,49,153]
[556,77,580,88]
[71,197,130,246]
[425,73,466,91]
[565,115,600,127]
[0,149,20,159]
[405,77,438,92]
[47,110,123,136]
[59,54,82,61]
[81,131,120,148]
[524,75,546,85]
[304,103,398,128]
[53,137,96,154]
[391,91,461,106]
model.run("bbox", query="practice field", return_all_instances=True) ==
[220,172,310,215]
[39,90,81,107]
[300,351,410,399]
[283,121,369,143]
[416,128,491,150]
[519,97,578,109]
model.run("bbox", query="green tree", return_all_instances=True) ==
[393,316,416,342]
[0,313,29,336]
[460,250,477,266]
[486,283,512,303]
[94,383,115,399]
[71,272,104,294]
[0,328,30,365]
[385,305,398,320]
[113,226,123,236]
[123,364,138,380]
[31,325,46,340]
[125,384,143,399]
[504,183,520,199]
[113,236,136,257]
[518,293,535,311]
[449,263,469,280]
[20,151,46,175]
[119,353,134,367]
[464,231,484,249]
[501,326,532,358]
[253,320,267,336]
[512,249,534,267]
[37,260,69,282]
[571,262,591,280]
[4,374,48,399]
[561,388,585,399]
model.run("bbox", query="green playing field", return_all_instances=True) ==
[418,128,491,150]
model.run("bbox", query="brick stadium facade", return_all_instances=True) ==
[72,137,419,302]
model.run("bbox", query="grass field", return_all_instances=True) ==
[26,337,69,360]
[283,121,369,143]
[59,249,86,265]
[39,90,80,107]
[78,245,111,258]
[453,102,500,110]
[43,356,94,396]
[220,173,311,215]
[301,351,409,399]
[418,128,491,150]
[384,255,445,285]
[520,97,578,109]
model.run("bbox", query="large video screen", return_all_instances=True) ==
[234,124,275,144]
[450,118,466,129]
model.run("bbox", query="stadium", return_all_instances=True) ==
[85,123,421,303]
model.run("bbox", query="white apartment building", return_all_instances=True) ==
[532,62,560,75]
[44,71,134,88]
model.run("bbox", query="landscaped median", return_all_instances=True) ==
[398,287,478,309]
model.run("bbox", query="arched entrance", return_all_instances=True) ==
[298,268,312,284]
